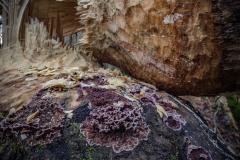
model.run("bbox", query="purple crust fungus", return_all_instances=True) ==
[81,74,107,85]
[163,110,186,131]
[127,83,187,131]
[0,89,65,146]
[187,145,212,160]
[77,86,127,108]
[80,102,150,153]
[128,83,141,94]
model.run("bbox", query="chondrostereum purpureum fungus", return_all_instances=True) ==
[187,145,212,160]
[73,69,187,153]
[184,136,212,160]
[1,67,186,153]
[77,86,127,108]
[126,83,186,131]
[0,89,65,146]
[163,110,186,131]
[79,102,150,153]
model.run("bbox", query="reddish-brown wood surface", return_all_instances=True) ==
[77,0,240,95]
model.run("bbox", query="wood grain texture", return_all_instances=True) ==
[0,18,99,111]
[1,0,239,95]
[31,0,79,37]
[1,0,80,47]
[77,0,240,95]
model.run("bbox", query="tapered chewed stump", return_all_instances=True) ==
[77,0,240,95]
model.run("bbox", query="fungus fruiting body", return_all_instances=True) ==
[6,67,186,151]
[80,102,150,153]
[126,82,186,131]
[0,89,65,146]
[163,110,186,131]
[81,74,107,85]
[187,145,212,160]
[77,86,127,108]
[72,69,187,152]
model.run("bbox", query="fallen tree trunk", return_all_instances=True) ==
[0,2,239,159]
[77,0,240,95]
[0,20,237,157]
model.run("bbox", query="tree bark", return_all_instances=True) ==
[77,0,240,95]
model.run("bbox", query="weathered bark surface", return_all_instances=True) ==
[77,0,240,95]
[212,0,240,95]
